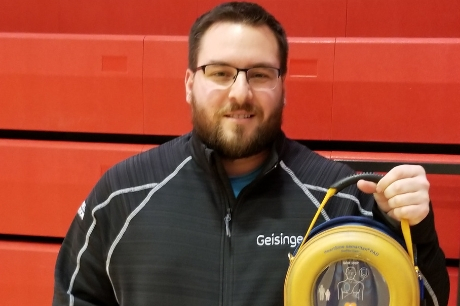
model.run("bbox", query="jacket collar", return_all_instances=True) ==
[189,129,287,176]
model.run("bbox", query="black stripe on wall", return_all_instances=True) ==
[337,161,460,175]
[2,129,460,155]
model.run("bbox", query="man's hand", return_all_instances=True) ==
[357,165,430,225]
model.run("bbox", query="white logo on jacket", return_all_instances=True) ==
[77,201,86,220]
[256,233,303,248]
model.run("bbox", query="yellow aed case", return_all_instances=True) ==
[284,174,420,306]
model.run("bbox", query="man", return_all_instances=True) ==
[53,2,449,305]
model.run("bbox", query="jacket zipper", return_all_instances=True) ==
[225,161,278,239]
[222,206,233,306]
[220,161,278,305]
[224,208,232,237]
[215,171,233,306]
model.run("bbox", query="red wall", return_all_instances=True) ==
[1,0,459,37]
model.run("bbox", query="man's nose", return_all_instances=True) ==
[228,71,253,103]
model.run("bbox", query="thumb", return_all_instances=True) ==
[357,179,389,212]
[357,179,377,194]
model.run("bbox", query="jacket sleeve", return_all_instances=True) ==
[372,202,450,306]
[411,204,450,306]
[53,181,119,306]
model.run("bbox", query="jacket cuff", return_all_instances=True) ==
[408,202,438,245]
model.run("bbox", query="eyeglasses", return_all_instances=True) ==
[194,64,281,90]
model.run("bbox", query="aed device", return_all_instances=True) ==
[284,173,421,306]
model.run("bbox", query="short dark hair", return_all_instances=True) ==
[188,1,288,76]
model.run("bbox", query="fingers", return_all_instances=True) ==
[376,165,428,194]
[386,201,430,225]
[357,179,389,209]
[357,165,431,226]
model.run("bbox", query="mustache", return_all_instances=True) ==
[217,102,258,115]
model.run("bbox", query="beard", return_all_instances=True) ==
[191,93,284,159]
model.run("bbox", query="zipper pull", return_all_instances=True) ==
[224,209,232,237]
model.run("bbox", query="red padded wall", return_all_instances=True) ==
[0,139,146,237]
[0,0,60,33]
[2,0,459,37]
[58,0,348,37]
[283,38,334,140]
[332,38,460,144]
[0,33,144,134]
[448,267,458,306]
[143,36,192,135]
[0,241,59,306]
[346,0,460,37]
[0,0,347,37]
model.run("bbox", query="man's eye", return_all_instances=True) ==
[210,71,230,77]
[249,69,276,80]
[252,73,269,79]
[207,70,234,80]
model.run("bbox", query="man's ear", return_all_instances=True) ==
[282,83,287,106]
[185,69,194,104]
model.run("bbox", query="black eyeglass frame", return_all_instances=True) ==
[193,64,282,88]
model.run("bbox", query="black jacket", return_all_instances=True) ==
[53,131,449,305]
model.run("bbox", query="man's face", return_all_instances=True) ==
[185,22,285,159]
